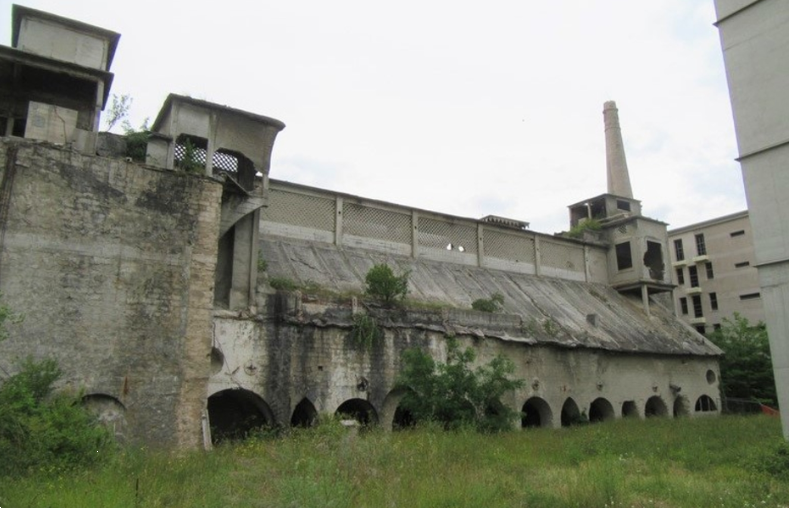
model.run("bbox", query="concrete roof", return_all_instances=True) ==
[261,236,722,357]
[151,94,286,133]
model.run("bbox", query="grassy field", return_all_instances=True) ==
[3,415,789,508]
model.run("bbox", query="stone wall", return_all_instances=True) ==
[0,137,222,448]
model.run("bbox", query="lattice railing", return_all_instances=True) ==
[484,229,535,263]
[417,217,478,254]
[540,239,585,273]
[344,203,411,244]
[261,188,335,232]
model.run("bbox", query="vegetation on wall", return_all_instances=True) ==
[364,263,409,306]
[471,293,504,313]
[708,314,777,407]
[396,337,524,432]
[351,313,382,351]
[568,218,602,239]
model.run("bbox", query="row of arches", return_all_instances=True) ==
[206,389,720,443]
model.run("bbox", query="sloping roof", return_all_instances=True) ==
[261,236,722,357]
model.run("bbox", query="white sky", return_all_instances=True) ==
[1,0,746,233]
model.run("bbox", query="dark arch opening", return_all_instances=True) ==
[645,396,668,418]
[695,395,717,412]
[522,397,552,428]
[674,396,690,417]
[207,389,274,443]
[561,398,583,427]
[392,405,415,430]
[589,397,615,423]
[336,398,378,426]
[622,400,638,418]
[290,398,318,428]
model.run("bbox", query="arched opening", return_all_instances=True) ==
[82,394,127,442]
[213,148,256,191]
[392,405,415,430]
[621,400,638,418]
[645,396,668,418]
[695,395,717,412]
[673,396,690,417]
[521,397,553,428]
[207,389,274,443]
[561,398,583,427]
[336,398,378,426]
[589,398,614,423]
[290,398,318,428]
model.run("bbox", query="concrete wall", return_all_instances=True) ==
[0,137,222,447]
[209,298,722,430]
[715,0,789,436]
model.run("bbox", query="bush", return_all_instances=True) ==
[708,314,776,407]
[351,313,382,351]
[568,218,602,239]
[0,358,113,477]
[269,277,297,291]
[396,337,524,432]
[471,293,504,313]
[364,264,409,306]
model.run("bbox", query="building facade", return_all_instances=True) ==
[669,211,764,334]
[714,0,789,438]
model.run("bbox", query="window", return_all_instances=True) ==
[713,323,722,331]
[674,239,685,261]
[694,324,706,335]
[692,295,703,318]
[730,230,745,237]
[706,262,714,279]
[679,297,688,315]
[643,241,664,280]
[675,268,685,285]
[695,234,707,256]
[735,261,750,268]
[616,199,631,211]
[740,292,761,300]
[615,242,633,270]
[710,292,718,311]
[688,266,699,288]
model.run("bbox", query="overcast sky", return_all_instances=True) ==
[1,0,746,233]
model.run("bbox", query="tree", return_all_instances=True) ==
[396,337,524,432]
[103,93,132,132]
[708,314,777,407]
[364,263,409,306]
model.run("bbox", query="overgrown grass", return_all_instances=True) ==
[8,415,787,507]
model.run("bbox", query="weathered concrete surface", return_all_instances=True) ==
[259,236,721,357]
[0,137,222,447]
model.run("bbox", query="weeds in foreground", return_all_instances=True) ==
[2,415,788,507]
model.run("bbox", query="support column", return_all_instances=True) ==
[335,196,344,246]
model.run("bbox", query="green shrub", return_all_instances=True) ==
[269,277,297,291]
[125,130,149,162]
[364,263,409,306]
[0,358,114,477]
[351,313,382,351]
[396,337,524,432]
[471,293,504,313]
[568,218,602,239]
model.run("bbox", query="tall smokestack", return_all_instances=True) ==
[603,101,634,199]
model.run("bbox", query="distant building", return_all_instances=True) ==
[668,211,764,334]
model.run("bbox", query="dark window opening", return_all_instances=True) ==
[645,396,668,417]
[730,230,745,237]
[522,397,552,429]
[706,262,714,280]
[692,295,703,318]
[694,324,706,335]
[560,398,583,427]
[740,292,761,300]
[616,199,631,211]
[643,241,664,280]
[695,234,707,256]
[689,266,699,288]
[615,242,633,271]
[676,268,685,285]
[622,401,638,418]
[695,395,717,412]
[710,292,718,311]
[735,261,750,268]
[213,227,235,308]
[393,405,415,430]
[679,297,688,315]
[290,398,318,428]
[207,389,274,443]
[11,116,26,137]
[713,323,722,331]
[674,239,684,261]
[589,398,615,423]
[174,134,208,172]
[336,399,378,426]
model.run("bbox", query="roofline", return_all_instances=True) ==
[668,210,749,235]
[12,4,121,71]
[567,193,642,209]
[151,93,286,133]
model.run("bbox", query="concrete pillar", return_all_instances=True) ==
[335,196,344,246]
[411,210,419,258]
[603,101,634,199]
[229,212,255,309]
[534,236,542,276]
[477,223,485,268]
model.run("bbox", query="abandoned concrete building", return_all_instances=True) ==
[0,6,722,448]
